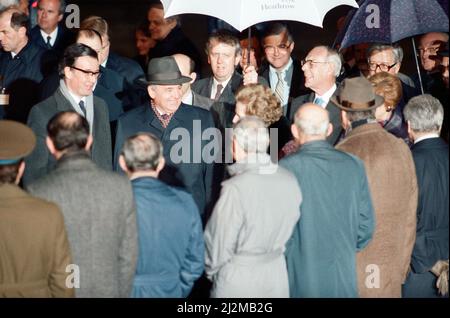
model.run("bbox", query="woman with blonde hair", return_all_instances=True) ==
[369,72,409,143]
[234,84,292,155]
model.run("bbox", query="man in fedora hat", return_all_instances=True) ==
[114,56,220,221]
[0,120,73,297]
[335,77,418,298]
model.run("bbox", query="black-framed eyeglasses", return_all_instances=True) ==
[300,59,329,67]
[71,66,102,78]
[367,61,397,72]
[264,42,292,53]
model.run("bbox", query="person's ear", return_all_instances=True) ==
[85,135,93,151]
[156,157,165,174]
[341,111,350,130]
[189,72,197,84]
[64,66,72,80]
[291,123,300,140]
[118,155,128,173]
[289,41,295,53]
[234,53,241,67]
[326,123,333,137]
[15,161,26,185]
[58,13,63,23]
[147,86,156,99]
[46,136,56,155]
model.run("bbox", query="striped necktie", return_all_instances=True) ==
[274,71,285,105]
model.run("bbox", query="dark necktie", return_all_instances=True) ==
[214,84,223,101]
[46,36,52,49]
[79,100,86,117]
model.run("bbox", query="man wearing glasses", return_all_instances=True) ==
[367,44,418,110]
[258,22,306,117]
[289,46,343,146]
[24,43,112,185]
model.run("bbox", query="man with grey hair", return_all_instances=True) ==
[367,43,418,111]
[204,116,301,297]
[335,77,418,297]
[402,94,449,298]
[280,103,374,297]
[119,132,204,298]
[289,45,343,145]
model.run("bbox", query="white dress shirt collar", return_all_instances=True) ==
[40,26,59,47]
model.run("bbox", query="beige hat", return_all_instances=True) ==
[331,77,384,112]
[0,120,36,165]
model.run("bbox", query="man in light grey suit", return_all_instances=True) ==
[289,46,343,145]
[24,43,112,185]
[27,111,137,298]
[172,53,214,110]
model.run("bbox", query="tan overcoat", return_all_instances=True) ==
[337,123,418,297]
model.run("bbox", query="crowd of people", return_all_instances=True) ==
[0,0,448,299]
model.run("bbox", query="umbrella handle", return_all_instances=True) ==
[411,38,425,95]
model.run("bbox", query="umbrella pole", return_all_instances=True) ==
[411,37,425,95]
[247,27,252,67]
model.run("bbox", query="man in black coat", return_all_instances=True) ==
[29,0,74,74]
[114,56,220,220]
[24,43,112,185]
[402,94,449,298]
[290,46,343,145]
[258,22,307,116]
[147,2,202,76]
[0,8,45,123]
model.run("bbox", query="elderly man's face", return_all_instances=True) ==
[208,40,240,82]
[263,30,294,70]
[148,85,183,114]
[147,8,176,41]
[0,13,24,53]
[419,33,448,72]
[368,49,400,76]
[302,47,333,92]
[37,0,63,34]
[64,56,100,97]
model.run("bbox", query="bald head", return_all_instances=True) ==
[292,103,332,144]
[172,53,195,97]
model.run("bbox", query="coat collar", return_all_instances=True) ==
[227,153,278,176]
[344,122,383,139]
[0,183,29,199]
[300,140,333,151]
[55,151,96,171]
[412,137,448,150]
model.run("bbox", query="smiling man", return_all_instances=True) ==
[258,22,306,116]
[24,43,112,185]
[114,56,219,221]
[289,45,343,145]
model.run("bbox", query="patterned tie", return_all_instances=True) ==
[214,84,223,101]
[274,71,285,106]
[79,100,86,117]
[46,36,52,49]
[314,97,325,107]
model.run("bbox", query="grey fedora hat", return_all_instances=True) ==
[139,56,192,86]
[331,77,384,112]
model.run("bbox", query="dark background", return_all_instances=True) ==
[69,0,418,77]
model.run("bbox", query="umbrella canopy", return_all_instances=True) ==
[340,0,449,49]
[161,0,359,32]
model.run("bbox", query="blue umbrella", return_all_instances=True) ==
[340,0,449,49]
[339,0,449,94]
